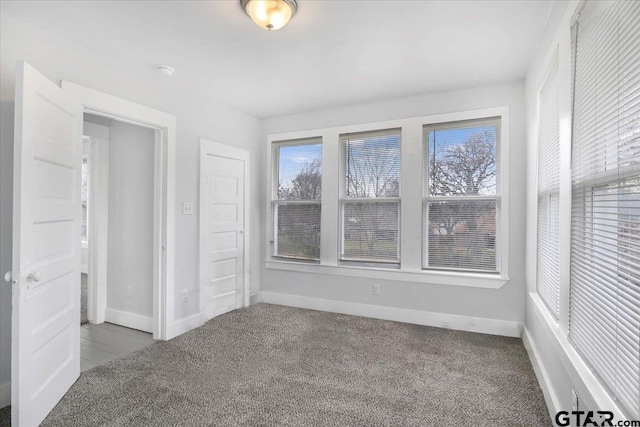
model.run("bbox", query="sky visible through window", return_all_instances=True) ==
[277,125,496,196]
[278,143,322,189]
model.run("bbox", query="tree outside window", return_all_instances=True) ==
[424,119,500,273]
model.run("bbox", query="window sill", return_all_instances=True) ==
[528,292,626,418]
[265,259,508,289]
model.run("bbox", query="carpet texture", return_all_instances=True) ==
[41,303,550,426]
[80,273,88,324]
[0,405,9,427]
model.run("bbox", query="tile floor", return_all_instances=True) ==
[81,322,154,372]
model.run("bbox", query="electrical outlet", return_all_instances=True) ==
[372,283,381,295]
[181,289,188,303]
[126,286,133,298]
[182,202,194,215]
[571,389,579,411]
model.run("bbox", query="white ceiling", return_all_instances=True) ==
[0,0,553,119]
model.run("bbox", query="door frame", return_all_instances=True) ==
[82,121,110,328]
[62,81,177,340]
[199,139,250,322]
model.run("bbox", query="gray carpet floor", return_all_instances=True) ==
[37,303,550,426]
[81,273,88,324]
[0,405,9,427]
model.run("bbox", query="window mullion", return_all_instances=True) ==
[558,31,573,335]
[321,132,339,266]
[400,124,423,271]
[429,195,501,202]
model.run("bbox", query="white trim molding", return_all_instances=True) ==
[249,292,263,305]
[522,327,560,421]
[528,292,627,417]
[62,80,177,341]
[265,260,508,289]
[84,125,110,326]
[265,106,511,289]
[172,313,204,337]
[105,309,153,334]
[62,81,176,129]
[261,291,522,337]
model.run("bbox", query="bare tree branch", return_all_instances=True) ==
[430,130,496,196]
[279,159,322,200]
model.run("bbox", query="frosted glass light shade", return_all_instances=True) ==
[243,0,297,31]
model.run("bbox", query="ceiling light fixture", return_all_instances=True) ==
[241,0,298,31]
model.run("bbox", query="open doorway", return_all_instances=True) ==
[80,114,156,371]
[9,63,177,425]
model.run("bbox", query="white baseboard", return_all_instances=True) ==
[0,380,10,409]
[249,292,262,305]
[81,264,88,274]
[261,291,522,337]
[522,327,559,422]
[172,313,203,338]
[105,308,153,333]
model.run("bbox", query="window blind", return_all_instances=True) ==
[570,0,640,418]
[273,138,322,261]
[341,129,401,263]
[423,118,501,273]
[537,53,561,319]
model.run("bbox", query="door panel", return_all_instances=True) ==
[12,61,83,426]
[201,154,245,320]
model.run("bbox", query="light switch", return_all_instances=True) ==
[182,202,194,215]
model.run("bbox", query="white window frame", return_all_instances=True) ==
[534,48,562,320]
[422,117,502,274]
[270,138,323,262]
[531,39,574,333]
[339,128,402,267]
[265,106,510,289]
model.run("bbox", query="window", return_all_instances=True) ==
[569,0,640,418]
[81,157,89,245]
[266,108,509,286]
[340,129,401,264]
[423,118,500,273]
[272,138,322,261]
[536,53,561,319]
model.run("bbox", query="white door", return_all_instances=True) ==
[200,140,249,320]
[11,61,83,426]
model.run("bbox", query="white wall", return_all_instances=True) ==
[0,13,261,406]
[106,120,155,321]
[260,80,528,329]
